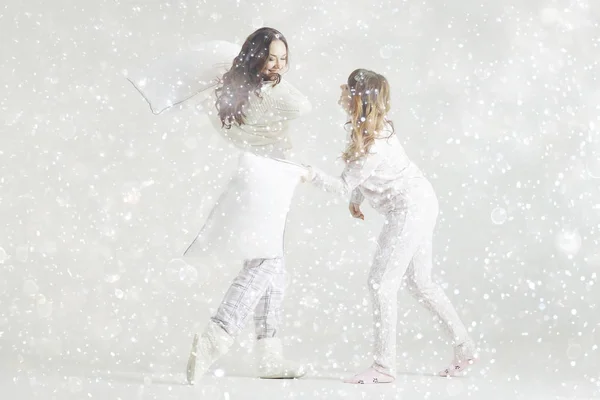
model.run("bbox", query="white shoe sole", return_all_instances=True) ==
[186,334,199,385]
[258,369,307,379]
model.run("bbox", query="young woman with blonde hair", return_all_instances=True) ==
[302,69,477,383]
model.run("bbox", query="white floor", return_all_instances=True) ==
[3,337,598,400]
[4,369,598,400]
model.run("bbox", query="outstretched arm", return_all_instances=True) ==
[306,151,383,199]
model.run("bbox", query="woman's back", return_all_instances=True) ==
[356,134,426,212]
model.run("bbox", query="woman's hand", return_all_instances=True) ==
[349,202,364,220]
[301,165,314,183]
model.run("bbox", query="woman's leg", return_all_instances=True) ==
[252,260,306,378]
[187,257,281,384]
[253,259,286,340]
[345,209,425,384]
[211,258,282,336]
[405,237,477,376]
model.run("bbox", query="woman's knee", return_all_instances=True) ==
[367,268,384,291]
[406,275,436,297]
[368,272,403,296]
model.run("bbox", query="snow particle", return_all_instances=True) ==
[490,207,508,225]
[585,157,600,179]
[555,230,582,257]
[379,45,393,59]
[540,8,561,25]
[251,17,264,29]
[567,344,582,360]
[214,369,225,377]
[68,377,83,393]
[23,279,39,296]
[37,299,53,318]
[179,264,199,285]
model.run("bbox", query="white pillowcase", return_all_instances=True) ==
[183,152,306,262]
[126,40,239,115]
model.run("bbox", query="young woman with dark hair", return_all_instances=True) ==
[184,27,312,384]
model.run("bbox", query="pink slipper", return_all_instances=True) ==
[439,342,479,377]
[439,357,478,377]
[343,366,395,384]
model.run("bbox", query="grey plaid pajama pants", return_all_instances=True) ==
[211,257,287,340]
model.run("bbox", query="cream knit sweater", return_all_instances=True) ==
[202,79,312,158]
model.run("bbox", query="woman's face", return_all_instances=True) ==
[262,40,287,76]
[338,83,352,114]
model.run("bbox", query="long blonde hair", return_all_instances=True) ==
[342,69,394,162]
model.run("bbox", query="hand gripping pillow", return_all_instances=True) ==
[183,152,306,262]
[126,40,239,115]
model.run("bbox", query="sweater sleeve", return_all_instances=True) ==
[308,150,384,198]
[350,188,365,204]
[262,79,312,121]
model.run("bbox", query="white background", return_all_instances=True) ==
[1,0,599,398]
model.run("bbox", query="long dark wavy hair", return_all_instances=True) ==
[215,27,289,129]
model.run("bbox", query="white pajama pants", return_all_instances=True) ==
[211,257,287,340]
[369,180,471,376]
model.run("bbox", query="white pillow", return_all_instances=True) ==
[183,152,306,262]
[125,40,239,115]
